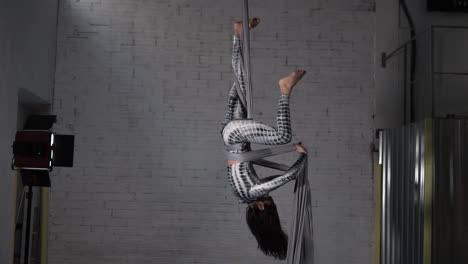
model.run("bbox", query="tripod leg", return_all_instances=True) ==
[13,187,26,264]
[15,187,26,223]
[24,185,33,264]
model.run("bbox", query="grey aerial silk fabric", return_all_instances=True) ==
[286,156,314,264]
[241,0,253,118]
[224,143,296,163]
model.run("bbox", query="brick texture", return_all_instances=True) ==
[50,0,375,263]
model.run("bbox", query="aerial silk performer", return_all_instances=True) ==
[219,17,313,263]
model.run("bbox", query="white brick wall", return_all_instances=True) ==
[50,0,375,263]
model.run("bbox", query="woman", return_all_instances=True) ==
[219,17,308,259]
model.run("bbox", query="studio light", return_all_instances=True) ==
[13,130,54,171]
[11,115,75,173]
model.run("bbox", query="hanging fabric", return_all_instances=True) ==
[286,157,314,264]
[241,0,254,119]
[230,1,313,262]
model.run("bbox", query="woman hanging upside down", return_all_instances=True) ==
[219,17,308,260]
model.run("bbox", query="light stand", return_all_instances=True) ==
[19,170,50,264]
[11,115,74,264]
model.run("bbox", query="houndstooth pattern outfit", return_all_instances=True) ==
[220,35,307,204]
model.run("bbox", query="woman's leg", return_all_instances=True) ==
[220,20,260,132]
[227,34,247,120]
[219,36,247,133]
[232,18,260,97]
[225,70,306,144]
[230,19,260,118]
[219,82,244,132]
[232,34,244,89]
[224,93,292,145]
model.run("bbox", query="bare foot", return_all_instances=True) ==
[233,17,261,36]
[279,70,306,95]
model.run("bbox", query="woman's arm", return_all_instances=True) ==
[249,151,307,198]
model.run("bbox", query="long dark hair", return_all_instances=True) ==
[246,196,288,259]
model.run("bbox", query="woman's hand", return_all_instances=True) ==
[294,143,307,154]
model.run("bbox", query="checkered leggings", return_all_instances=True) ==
[220,35,307,203]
